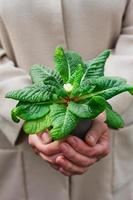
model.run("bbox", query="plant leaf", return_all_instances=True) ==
[70,83,95,98]
[68,96,106,118]
[54,46,68,82]
[23,114,51,134]
[81,50,111,83]
[65,51,85,82]
[43,75,68,98]
[30,64,63,84]
[69,64,85,88]
[49,104,79,140]
[6,83,54,102]
[128,87,133,95]
[12,103,50,121]
[86,76,130,100]
[54,47,85,83]
[105,103,124,129]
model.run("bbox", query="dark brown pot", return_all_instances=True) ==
[72,119,92,140]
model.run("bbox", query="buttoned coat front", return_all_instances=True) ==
[0,0,133,200]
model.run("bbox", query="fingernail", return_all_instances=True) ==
[86,136,96,146]
[56,156,64,163]
[41,132,52,144]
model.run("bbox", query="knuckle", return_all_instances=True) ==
[67,163,73,171]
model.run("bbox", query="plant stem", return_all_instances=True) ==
[78,91,101,101]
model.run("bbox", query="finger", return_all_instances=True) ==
[39,152,62,164]
[60,142,97,167]
[85,119,108,146]
[66,136,93,157]
[88,131,110,157]
[56,156,88,175]
[28,134,62,155]
[97,111,106,122]
[38,132,52,144]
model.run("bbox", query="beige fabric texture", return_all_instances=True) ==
[0,0,133,199]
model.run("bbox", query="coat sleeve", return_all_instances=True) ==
[105,0,133,125]
[0,45,32,145]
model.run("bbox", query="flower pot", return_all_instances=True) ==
[72,119,92,140]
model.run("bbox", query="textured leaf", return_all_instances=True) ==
[23,114,51,134]
[105,103,124,129]
[88,77,130,100]
[12,103,50,121]
[55,47,85,83]
[30,64,63,84]
[68,96,106,119]
[49,104,79,140]
[65,51,85,81]
[11,109,20,123]
[54,47,68,82]
[69,64,85,88]
[43,76,62,88]
[43,75,68,98]
[81,50,111,83]
[70,84,95,98]
[6,83,54,102]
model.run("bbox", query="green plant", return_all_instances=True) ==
[5,47,133,140]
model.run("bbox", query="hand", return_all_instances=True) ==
[56,113,110,176]
[28,113,110,176]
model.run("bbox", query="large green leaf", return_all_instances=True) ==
[11,103,50,121]
[81,50,111,83]
[49,104,79,140]
[68,96,106,119]
[23,114,51,134]
[6,83,54,102]
[87,77,131,100]
[30,64,63,84]
[105,103,124,129]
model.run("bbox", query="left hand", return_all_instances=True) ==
[55,113,110,176]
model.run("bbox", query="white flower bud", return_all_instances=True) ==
[63,83,73,92]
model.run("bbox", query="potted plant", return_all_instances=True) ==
[6,47,133,140]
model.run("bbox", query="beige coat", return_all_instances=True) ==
[0,0,133,199]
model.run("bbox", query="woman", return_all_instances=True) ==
[0,0,133,199]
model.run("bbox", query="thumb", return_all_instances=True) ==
[85,117,108,146]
